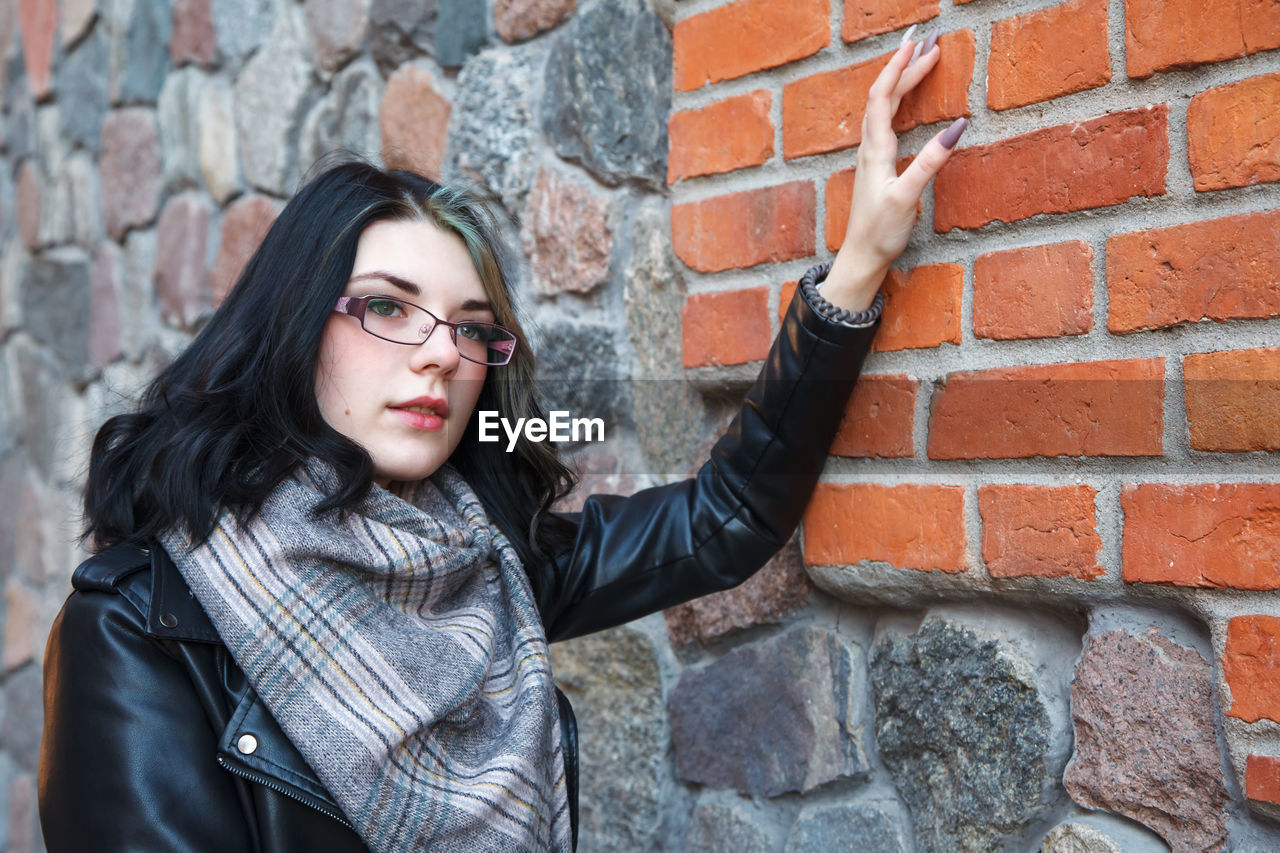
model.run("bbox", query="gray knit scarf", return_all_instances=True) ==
[159,462,572,852]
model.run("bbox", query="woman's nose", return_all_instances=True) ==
[408,322,462,372]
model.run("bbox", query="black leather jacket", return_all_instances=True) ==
[39,286,877,852]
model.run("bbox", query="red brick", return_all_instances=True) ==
[1246,755,1280,805]
[1121,484,1280,590]
[1223,615,1280,723]
[927,358,1165,460]
[1106,209,1280,333]
[1187,71,1280,192]
[987,0,1111,111]
[979,485,1103,579]
[668,91,774,184]
[682,287,772,368]
[803,483,966,572]
[18,0,56,99]
[973,242,1094,340]
[1125,0,1280,79]
[873,263,962,352]
[783,30,973,160]
[671,181,816,274]
[934,105,1169,232]
[842,0,939,43]
[674,0,830,92]
[778,280,798,325]
[830,374,917,458]
[824,157,914,252]
[1184,347,1280,452]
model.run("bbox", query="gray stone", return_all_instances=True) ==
[90,240,124,370]
[436,0,488,68]
[157,66,207,191]
[535,319,631,435]
[443,45,541,210]
[53,23,109,151]
[785,799,911,853]
[0,665,42,771]
[5,70,36,161]
[305,0,369,75]
[870,617,1060,853]
[550,624,666,853]
[670,626,870,797]
[519,166,613,295]
[543,0,671,189]
[7,770,39,853]
[23,249,92,380]
[0,162,12,251]
[623,203,701,476]
[300,58,383,171]
[48,151,101,248]
[197,76,240,203]
[99,107,162,240]
[1041,821,1122,853]
[212,0,275,67]
[368,0,437,73]
[106,0,172,104]
[233,4,320,195]
[153,193,212,329]
[1065,628,1229,853]
[683,800,772,853]
[120,229,159,360]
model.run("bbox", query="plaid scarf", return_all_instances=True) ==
[159,462,571,852]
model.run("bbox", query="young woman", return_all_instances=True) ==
[39,33,962,852]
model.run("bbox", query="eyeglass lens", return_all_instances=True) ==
[363,297,516,365]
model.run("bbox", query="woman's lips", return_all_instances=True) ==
[390,407,445,431]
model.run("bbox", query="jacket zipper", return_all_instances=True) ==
[216,754,355,831]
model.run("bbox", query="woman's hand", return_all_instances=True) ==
[822,27,968,312]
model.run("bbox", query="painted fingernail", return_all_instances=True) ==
[923,29,940,55]
[900,24,918,48]
[909,40,924,66]
[939,117,969,149]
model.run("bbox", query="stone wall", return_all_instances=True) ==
[1,1,1277,852]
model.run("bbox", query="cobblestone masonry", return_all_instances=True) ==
[3,1,1280,851]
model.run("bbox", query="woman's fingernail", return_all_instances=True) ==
[909,40,924,66]
[900,24,918,48]
[923,29,940,55]
[939,117,969,149]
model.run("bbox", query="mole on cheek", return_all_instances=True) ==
[344,409,351,416]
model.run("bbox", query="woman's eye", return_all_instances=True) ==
[456,324,483,340]
[368,298,406,318]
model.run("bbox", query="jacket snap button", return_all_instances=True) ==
[237,734,258,755]
[159,613,178,629]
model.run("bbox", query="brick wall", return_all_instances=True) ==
[671,0,1280,847]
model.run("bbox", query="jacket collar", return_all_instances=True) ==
[146,546,223,643]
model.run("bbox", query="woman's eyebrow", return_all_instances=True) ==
[349,271,420,296]
[349,271,493,313]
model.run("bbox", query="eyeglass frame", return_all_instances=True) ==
[332,294,519,366]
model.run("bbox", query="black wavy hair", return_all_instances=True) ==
[83,159,577,599]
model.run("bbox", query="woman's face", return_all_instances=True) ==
[315,219,491,487]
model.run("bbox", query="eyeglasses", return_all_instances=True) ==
[333,295,519,366]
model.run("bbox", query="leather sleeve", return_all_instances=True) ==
[39,588,254,852]
[541,283,878,642]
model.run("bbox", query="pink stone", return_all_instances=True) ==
[494,0,576,44]
[665,537,813,647]
[18,0,56,99]
[15,160,40,250]
[1065,628,1229,852]
[153,193,212,328]
[90,240,123,370]
[210,193,280,305]
[2,579,39,672]
[380,65,451,179]
[100,108,162,241]
[170,0,216,67]
[520,167,612,295]
[305,0,368,73]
